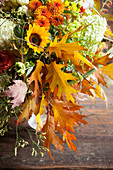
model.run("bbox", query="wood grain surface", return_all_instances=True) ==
[0,86,113,170]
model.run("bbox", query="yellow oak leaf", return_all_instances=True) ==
[74,52,97,69]
[90,81,105,100]
[29,60,44,98]
[47,35,84,58]
[46,61,78,103]
[36,93,48,132]
[100,63,113,80]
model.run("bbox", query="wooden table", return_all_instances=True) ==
[0,86,113,170]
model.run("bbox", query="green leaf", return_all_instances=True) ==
[14,25,24,38]
[64,10,72,14]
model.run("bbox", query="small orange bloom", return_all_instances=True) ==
[33,16,50,30]
[28,0,43,11]
[50,15,64,26]
[47,0,64,15]
[34,6,52,19]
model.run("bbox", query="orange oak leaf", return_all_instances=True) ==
[29,60,44,98]
[63,131,77,152]
[51,98,87,153]
[93,70,107,87]
[46,61,78,103]
[72,79,95,97]
[51,98,87,132]
[41,110,64,162]
[17,96,40,124]
[93,54,113,67]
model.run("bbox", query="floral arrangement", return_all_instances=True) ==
[0,0,113,162]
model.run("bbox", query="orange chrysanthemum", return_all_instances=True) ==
[50,15,64,26]
[34,6,52,19]
[33,16,50,30]
[47,0,64,15]
[28,0,43,11]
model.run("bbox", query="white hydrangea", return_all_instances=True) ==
[9,0,29,5]
[17,0,29,5]
[0,18,16,48]
[73,15,107,52]
[82,0,94,9]
[18,5,32,16]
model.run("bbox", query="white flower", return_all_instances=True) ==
[82,0,94,9]
[17,0,29,5]
[28,112,47,131]
[0,18,16,48]
[18,5,32,16]
[69,15,107,52]
[79,15,107,51]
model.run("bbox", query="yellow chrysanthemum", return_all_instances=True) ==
[33,16,50,30]
[25,23,50,53]
[47,0,64,15]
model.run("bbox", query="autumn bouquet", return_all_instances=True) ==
[0,0,113,161]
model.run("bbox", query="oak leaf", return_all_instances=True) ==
[63,131,77,152]
[51,98,87,153]
[93,70,107,87]
[46,61,78,103]
[29,60,44,98]
[17,96,40,124]
[51,98,87,132]
[93,54,113,67]
[5,80,27,108]
[47,35,84,58]
[100,63,113,80]
[36,93,48,132]
[41,111,64,162]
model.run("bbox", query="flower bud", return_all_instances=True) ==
[15,62,25,76]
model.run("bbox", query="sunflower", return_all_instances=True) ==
[47,0,64,15]
[50,15,64,26]
[25,23,50,53]
[28,0,43,11]
[34,6,52,19]
[33,16,50,30]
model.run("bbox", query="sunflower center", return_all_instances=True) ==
[29,33,41,46]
